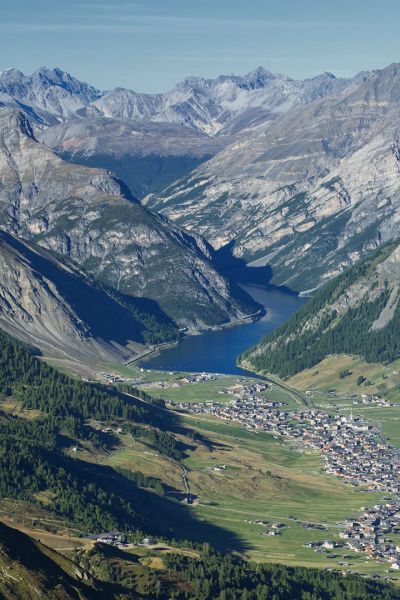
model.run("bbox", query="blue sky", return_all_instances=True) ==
[1,0,400,92]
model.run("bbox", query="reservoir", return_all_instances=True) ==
[142,285,307,375]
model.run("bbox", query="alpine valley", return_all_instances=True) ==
[2,61,400,600]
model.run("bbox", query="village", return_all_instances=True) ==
[98,370,224,389]
[178,382,400,570]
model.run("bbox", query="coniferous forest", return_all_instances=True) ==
[241,243,400,377]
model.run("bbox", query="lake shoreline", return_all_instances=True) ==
[138,284,307,375]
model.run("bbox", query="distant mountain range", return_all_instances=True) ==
[3,62,400,338]
[0,65,352,134]
[0,65,354,199]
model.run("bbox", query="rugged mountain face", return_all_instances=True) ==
[0,67,101,126]
[10,65,352,199]
[0,65,326,205]
[240,241,400,377]
[83,67,351,135]
[149,63,400,291]
[0,229,180,361]
[7,63,400,296]
[0,108,257,330]
[38,117,226,198]
[1,65,352,135]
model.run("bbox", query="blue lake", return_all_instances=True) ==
[142,285,307,375]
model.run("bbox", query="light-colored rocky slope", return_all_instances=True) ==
[0,229,157,361]
[39,118,225,160]
[0,109,257,330]
[148,63,400,291]
[0,66,351,135]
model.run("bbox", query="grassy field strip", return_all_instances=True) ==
[195,503,343,528]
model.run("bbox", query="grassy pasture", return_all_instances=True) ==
[288,355,400,401]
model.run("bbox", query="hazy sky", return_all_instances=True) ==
[1,0,400,92]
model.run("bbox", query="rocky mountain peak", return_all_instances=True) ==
[0,108,36,141]
[0,67,25,82]
[0,64,359,135]
[0,67,102,124]
[239,66,278,89]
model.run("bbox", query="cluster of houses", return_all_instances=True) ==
[174,381,282,414]
[341,501,400,569]
[244,519,286,537]
[351,394,399,408]
[140,372,223,390]
[87,532,155,548]
[98,372,133,385]
[186,392,400,568]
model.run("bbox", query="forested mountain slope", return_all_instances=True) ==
[0,289,400,598]
[1,522,399,600]
[0,328,174,535]
[0,328,244,549]
[241,241,400,377]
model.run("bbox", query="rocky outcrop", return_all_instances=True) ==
[0,109,257,330]
[149,63,400,291]
[0,67,101,127]
[0,229,160,361]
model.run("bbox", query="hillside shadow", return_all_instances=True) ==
[214,241,273,286]
[120,395,231,458]
[62,393,246,551]
[66,454,248,553]
[62,151,209,200]
[0,231,176,346]
[214,240,300,296]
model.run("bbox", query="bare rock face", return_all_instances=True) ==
[0,229,155,361]
[149,63,400,291]
[0,65,352,135]
[38,117,226,160]
[0,109,257,330]
[0,66,101,126]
